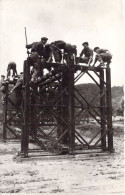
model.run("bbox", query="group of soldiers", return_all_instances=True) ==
[26,37,112,65]
[5,37,112,85]
[25,37,112,82]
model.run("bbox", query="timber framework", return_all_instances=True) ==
[1,59,114,157]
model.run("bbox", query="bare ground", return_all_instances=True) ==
[0,123,124,195]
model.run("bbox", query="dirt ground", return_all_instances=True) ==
[0,122,124,195]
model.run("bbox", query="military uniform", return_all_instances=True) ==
[26,42,38,52]
[95,48,112,62]
[54,41,77,64]
[26,42,52,61]
[28,52,43,81]
[10,73,23,94]
[93,48,112,66]
[64,44,77,64]
[26,37,51,81]
[78,47,93,64]
[50,46,62,63]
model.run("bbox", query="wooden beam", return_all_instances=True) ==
[100,69,106,150]
[21,60,30,157]
[106,67,113,152]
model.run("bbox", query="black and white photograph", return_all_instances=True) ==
[0,0,124,194]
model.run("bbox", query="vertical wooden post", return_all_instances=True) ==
[100,69,106,150]
[21,60,30,157]
[61,69,69,144]
[106,67,114,152]
[68,63,75,154]
[56,85,61,138]
[30,91,37,137]
[3,83,8,141]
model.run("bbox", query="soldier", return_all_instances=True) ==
[26,37,52,62]
[64,44,77,64]
[28,51,42,83]
[93,47,112,67]
[26,37,52,82]
[7,62,18,78]
[50,42,62,63]
[26,41,38,52]
[54,40,77,64]
[77,42,93,66]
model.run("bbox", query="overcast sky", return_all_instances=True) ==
[0,0,125,86]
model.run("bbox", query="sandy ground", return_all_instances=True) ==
[0,123,124,195]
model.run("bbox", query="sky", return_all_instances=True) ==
[0,0,125,86]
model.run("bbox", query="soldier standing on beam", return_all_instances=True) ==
[26,37,52,62]
[26,37,52,82]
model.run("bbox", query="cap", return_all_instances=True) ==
[41,37,48,40]
[82,42,88,46]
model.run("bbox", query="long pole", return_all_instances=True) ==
[24,27,29,57]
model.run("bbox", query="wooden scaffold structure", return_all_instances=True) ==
[1,58,114,157]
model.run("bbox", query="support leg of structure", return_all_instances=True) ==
[3,84,8,141]
[61,69,69,144]
[106,67,114,152]
[100,69,106,150]
[68,65,75,154]
[21,60,30,157]
[30,91,38,137]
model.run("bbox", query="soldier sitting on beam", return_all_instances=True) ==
[76,42,93,66]
[93,47,112,67]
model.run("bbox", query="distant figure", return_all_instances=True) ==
[7,62,18,78]
[77,42,93,66]
[93,47,112,67]
[1,75,5,83]
[7,72,23,107]
[10,72,23,94]
[26,37,52,62]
